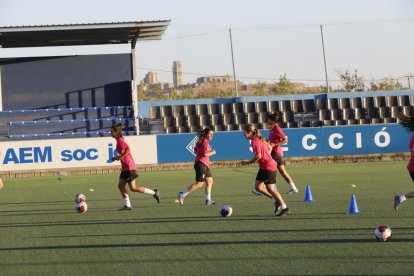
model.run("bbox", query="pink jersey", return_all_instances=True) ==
[194,139,212,166]
[116,137,137,171]
[251,136,277,171]
[407,134,414,172]
[268,124,286,157]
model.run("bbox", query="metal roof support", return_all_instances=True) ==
[130,40,139,135]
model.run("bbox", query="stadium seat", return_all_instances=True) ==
[235,113,247,125]
[347,119,359,125]
[165,126,177,134]
[315,98,327,110]
[385,96,398,107]
[226,124,238,131]
[277,122,287,128]
[342,108,354,120]
[397,95,410,107]
[279,100,291,112]
[232,102,245,114]
[161,106,172,117]
[339,98,351,109]
[175,115,186,127]
[258,112,269,124]
[190,125,201,133]
[390,106,401,118]
[329,109,341,120]
[211,114,222,127]
[374,96,386,108]
[366,107,379,119]
[184,105,196,116]
[247,112,259,124]
[303,99,316,113]
[291,100,304,113]
[196,104,208,115]
[187,115,199,127]
[282,111,294,122]
[318,109,330,121]
[350,97,362,109]
[286,122,298,128]
[359,118,370,125]
[163,116,174,128]
[354,108,367,119]
[323,120,335,126]
[223,113,234,125]
[378,107,390,119]
[199,115,211,127]
[312,120,323,127]
[268,101,279,112]
[208,103,220,115]
[335,120,346,126]
[402,106,413,116]
[243,102,256,113]
[178,126,189,133]
[214,125,225,132]
[219,103,231,114]
[362,97,374,108]
[327,98,339,110]
[371,118,383,124]
[255,101,268,113]
[383,118,395,124]
[172,105,184,117]
[299,121,311,128]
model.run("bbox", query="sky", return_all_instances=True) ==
[0,0,413,88]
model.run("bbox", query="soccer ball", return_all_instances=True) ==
[374,225,392,242]
[219,204,233,217]
[75,193,86,203]
[76,202,88,213]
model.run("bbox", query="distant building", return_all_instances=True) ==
[172,60,182,87]
[144,71,158,84]
[196,75,234,84]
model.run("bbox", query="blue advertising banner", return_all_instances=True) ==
[157,124,410,163]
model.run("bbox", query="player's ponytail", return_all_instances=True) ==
[243,124,265,141]
[398,113,414,132]
[111,123,124,138]
[196,127,213,146]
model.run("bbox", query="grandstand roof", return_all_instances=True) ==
[0,21,170,48]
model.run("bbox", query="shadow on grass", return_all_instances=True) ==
[1,237,414,253]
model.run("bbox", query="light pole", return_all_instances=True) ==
[320,25,330,93]
[229,28,239,97]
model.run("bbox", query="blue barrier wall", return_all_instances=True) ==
[157,124,410,163]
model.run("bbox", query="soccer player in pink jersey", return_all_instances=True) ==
[267,112,298,194]
[110,123,160,211]
[394,114,414,211]
[241,124,290,216]
[178,127,216,205]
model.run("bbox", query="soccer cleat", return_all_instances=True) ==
[274,201,281,213]
[287,188,299,194]
[119,206,132,211]
[178,192,185,205]
[276,207,290,217]
[205,200,216,206]
[153,189,160,204]
[394,195,401,211]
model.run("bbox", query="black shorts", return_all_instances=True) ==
[256,169,276,185]
[410,171,414,182]
[194,161,212,182]
[271,151,284,166]
[120,170,138,183]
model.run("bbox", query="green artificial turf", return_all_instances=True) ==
[0,161,413,275]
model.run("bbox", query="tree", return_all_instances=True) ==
[271,74,294,95]
[370,77,404,91]
[252,81,267,96]
[337,69,365,92]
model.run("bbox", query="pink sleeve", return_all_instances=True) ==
[274,126,286,140]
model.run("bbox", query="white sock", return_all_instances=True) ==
[400,195,407,202]
[182,189,190,197]
[123,197,131,207]
[144,188,155,195]
[206,193,211,201]
[281,204,287,209]
[289,182,297,190]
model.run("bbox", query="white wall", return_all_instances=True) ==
[0,135,157,171]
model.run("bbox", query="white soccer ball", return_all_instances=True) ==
[374,225,392,242]
[75,193,86,203]
[219,204,233,217]
[76,202,88,213]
